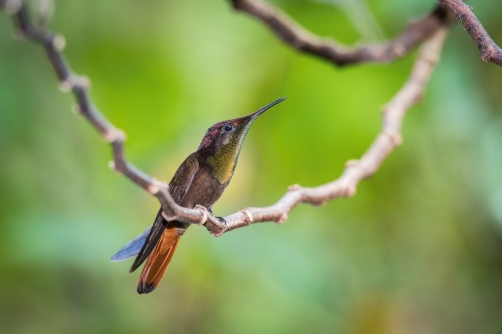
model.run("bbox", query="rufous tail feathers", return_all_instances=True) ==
[137,228,181,294]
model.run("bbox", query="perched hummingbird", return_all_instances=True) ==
[111,97,286,294]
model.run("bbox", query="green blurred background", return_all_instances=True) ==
[1,0,502,333]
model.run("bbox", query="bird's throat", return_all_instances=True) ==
[207,143,240,185]
[207,125,252,184]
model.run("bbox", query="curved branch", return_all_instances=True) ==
[438,0,502,66]
[0,0,207,225]
[1,1,448,237]
[230,0,452,66]
[203,27,450,236]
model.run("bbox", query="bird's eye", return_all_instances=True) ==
[224,124,234,132]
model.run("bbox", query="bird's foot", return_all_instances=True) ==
[194,205,227,236]
[209,216,227,237]
[215,216,227,226]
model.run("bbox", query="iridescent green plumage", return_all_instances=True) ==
[208,122,254,184]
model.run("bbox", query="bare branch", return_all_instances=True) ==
[0,0,208,225]
[1,1,448,237]
[230,0,452,66]
[203,27,450,236]
[438,0,502,66]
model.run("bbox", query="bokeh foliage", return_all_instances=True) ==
[1,0,502,333]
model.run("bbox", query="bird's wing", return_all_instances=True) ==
[128,153,199,272]
[167,153,201,204]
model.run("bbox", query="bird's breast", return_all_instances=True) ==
[180,166,227,209]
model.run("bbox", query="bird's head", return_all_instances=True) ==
[197,97,286,154]
[197,97,286,184]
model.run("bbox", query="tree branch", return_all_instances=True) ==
[1,0,448,237]
[438,0,502,66]
[230,0,452,66]
[203,27,450,236]
[0,0,208,226]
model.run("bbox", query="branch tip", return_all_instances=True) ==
[59,79,74,93]
[104,128,125,143]
[345,159,360,168]
[52,34,66,51]
[384,132,403,147]
[75,75,90,90]
[241,209,253,224]
[288,184,302,192]
[108,160,117,172]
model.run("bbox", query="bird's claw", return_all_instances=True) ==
[216,216,227,227]
[194,205,226,236]
[209,216,227,237]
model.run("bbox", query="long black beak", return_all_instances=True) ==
[250,97,287,120]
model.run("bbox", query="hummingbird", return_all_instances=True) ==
[111,97,286,294]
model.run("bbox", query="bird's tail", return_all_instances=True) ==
[137,228,181,294]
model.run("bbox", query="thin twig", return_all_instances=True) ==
[438,0,502,66]
[1,0,448,237]
[230,0,451,66]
